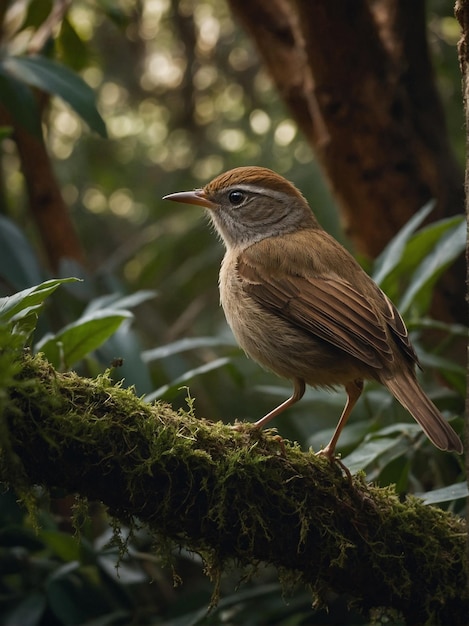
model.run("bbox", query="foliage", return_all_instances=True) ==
[1,54,106,137]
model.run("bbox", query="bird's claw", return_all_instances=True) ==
[315,449,352,483]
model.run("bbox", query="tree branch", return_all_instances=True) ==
[1,351,467,624]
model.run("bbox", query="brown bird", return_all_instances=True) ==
[164,166,463,458]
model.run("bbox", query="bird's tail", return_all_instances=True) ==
[384,374,463,454]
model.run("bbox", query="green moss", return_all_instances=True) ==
[0,350,467,624]
[0,333,40,520]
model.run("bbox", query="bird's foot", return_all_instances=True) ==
[231,421,245,432]
[230,422,286,455]
[269,434,287,456]
[315,448,352,483]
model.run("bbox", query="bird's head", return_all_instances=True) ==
[163,166,319,249]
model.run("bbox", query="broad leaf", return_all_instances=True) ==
[96,325,154,395]
[372,201,434,287]
[0,278,78,325]
[46,562,111,624]
[398,218,465,315]
[35,309,132,369]
[2,55,107,137]
[2,592,46,626]
[84,290,157,314]
[379,214,464,303]
[143,336,236,362]
[342,433,415,475]
[417,349,466,397]
[40,530,82,562]
[0,215,43,289]
[11,309,40,339]
[146,357,231,401]
[57,17,90,71]
[407,316,468,338]
[417,482,469,505]
[0,66,41,135]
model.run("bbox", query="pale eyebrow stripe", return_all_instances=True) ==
[226,184,287,203]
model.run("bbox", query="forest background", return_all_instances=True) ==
[0,1,467,624]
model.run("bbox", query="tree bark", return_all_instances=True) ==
[12,117,86,272]
[1,350,467,625]
[0,100,86,272]
[228,0,465,322]
[454,0,469,600]
[0,97,86,273]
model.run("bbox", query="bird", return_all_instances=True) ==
[163,166,463,458]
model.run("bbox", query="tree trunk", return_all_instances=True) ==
[12,117,86,272]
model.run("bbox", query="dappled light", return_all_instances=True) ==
[0,0,466,624]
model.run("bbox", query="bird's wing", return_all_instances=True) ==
[237,254,396,371]
[381,293,421,367]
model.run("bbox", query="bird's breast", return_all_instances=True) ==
[218,252,368,387]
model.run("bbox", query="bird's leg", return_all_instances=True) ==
[253,378,306,429]
[317,379,364,460]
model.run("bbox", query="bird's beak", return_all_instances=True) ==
[163,189,216,209]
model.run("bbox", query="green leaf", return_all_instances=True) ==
[342,433,414,475]
[387,215,464,298]
[2,591,47,626]
[146,357,231,401]
[407,316,468,338]
[143,336,236,362]
[417,349,466,377]
[46,562,112,624]
[417,349,466,397]
[0,66,42,135]
[40,530,82,562]
[97,551,148,584]
[398,218,465,315]
[11,309,39,340]
[0,278,79,325]
[84,290,157,314]
[35,309,133,369]
[57,17,90,72]
[372,201,434,287]
[2,55,107,137]
[0,215,44,289]
[417,482,469,505]
[95,325,154,395]
[310,420,372,453]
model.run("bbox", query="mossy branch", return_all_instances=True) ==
[1,351,467,624]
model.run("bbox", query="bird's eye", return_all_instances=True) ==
[228,190,245,206]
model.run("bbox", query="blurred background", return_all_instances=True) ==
[0,0,466,624]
